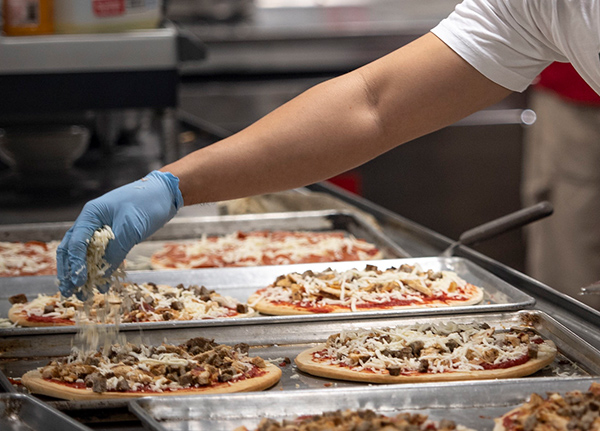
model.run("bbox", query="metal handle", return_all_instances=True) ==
[580,281,600,295]
[458,201,554,247]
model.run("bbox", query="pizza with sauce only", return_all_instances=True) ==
[0,240,59,277]
[494,382,600,431]
[21,337,281,400]
[248,264,483,315]
[234,410,475,431]
[295,323,557,384]
[149,230,383,269]
[8,283,256,327]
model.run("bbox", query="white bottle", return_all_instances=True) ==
[54,0,162,34]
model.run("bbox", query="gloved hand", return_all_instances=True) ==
[57,170,184,298]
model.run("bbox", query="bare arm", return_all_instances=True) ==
[163,32,512,205]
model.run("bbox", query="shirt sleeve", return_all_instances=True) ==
[431,0,568,92]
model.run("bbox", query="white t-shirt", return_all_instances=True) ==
[431,0,600,94]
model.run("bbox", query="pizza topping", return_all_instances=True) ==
[498,383,600,431]
[151,231,382,269]
[39,337,268,393]
[9,283,255,325]
[8,293,28,304]
[234,409,475,431]
[251,264,481,311]
[78,226,124,301]
[315,323,554,375]
[0,240,59,277]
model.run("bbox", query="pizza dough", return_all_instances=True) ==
[249,264,484,315]
[150,231,383,269]
[493,382,600,430]
[21,337,282,400]
[8,283,256,327]
[295,323,557,384]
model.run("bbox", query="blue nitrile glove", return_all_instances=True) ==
[57,170,184,298]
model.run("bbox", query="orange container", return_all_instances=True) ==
[3,0,54,36]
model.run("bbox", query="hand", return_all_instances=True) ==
[57,170,184,298]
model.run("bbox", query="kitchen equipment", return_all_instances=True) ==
[441,201,553,257]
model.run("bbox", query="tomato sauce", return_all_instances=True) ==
[27,315,73,325]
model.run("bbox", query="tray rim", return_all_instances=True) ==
[0,257,536,336]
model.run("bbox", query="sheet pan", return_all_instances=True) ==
[1,310,599,413]
[129,377,600,431]
[0,210,409,270]
[0,393,91,431]
[0,257,535,335]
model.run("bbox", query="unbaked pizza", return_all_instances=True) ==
[8,283,255,327]
[0,240,58,277]
[150,231,383,269]
[295,323,557,383]
[248,264,483,315]
[21,337,281,400]
[494,382,600,430]
[234,410,475,431]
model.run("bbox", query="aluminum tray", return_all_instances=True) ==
[0,393,90,431]
[129,377,600,431]
[2,310,599,410]
[0,210,409,270]
[0,257,535,335]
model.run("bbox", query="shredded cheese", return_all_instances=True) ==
[151,231,382,268]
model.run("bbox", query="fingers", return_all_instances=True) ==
[56,228,74,296]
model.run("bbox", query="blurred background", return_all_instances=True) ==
[0,0,532,272]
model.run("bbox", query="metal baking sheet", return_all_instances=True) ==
[129,377,600,431]
[1,310,599,412]
[0,393,91,431]
[0,257,535,335]
[0,210,409,270]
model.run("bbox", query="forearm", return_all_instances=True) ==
[162,33,512,205]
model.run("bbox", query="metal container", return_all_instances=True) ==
[129,377,600,431]
[0,257,534,335]
[2,311,598,406]
[0,210,409,268]
[0,393,91,430]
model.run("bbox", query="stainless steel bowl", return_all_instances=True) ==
[0,125,90,173]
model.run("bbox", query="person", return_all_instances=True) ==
[57,0,600,300]
[522,62,600,308]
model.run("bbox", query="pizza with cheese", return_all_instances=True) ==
[494,382,600,431]
[8,283,256,327]
[234,410,475,431]
[248,264,483,315]
[21,337,281,400]
[0,240,58,277]
[150,230,383,269]
[295,323,557,383]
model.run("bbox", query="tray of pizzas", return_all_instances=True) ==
[0,210,408,278]
[0,257,535,334]
[129,377,600,431]
[1,310,599,410]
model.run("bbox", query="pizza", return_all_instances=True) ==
[21,337,282,400]
[295,323,557,383]
[248,264,483,315]
[0,240,59,277]
[150,230,383,269]
[494,382,600,431]
[8,282,256,327]
[234,410,475,431]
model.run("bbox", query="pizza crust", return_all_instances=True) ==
[21,362,282,401]
[8,307,74,327]
[294,341,556,384]
[248,285,484,316]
